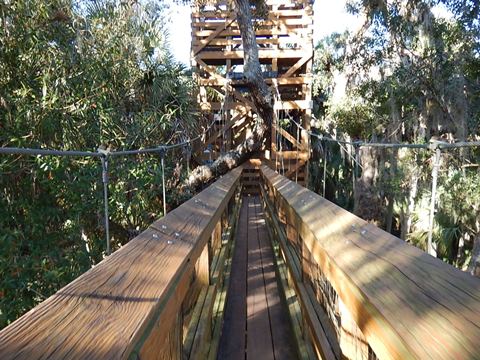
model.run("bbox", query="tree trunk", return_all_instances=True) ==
[185,0,273,190]
[354,145,383,224]
[385,87,400,233]
[469,233,480,277]
[400,166,419,240]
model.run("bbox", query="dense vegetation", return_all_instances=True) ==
[1,0,479,331]
[0,0,198,328]
[310,0,480,272]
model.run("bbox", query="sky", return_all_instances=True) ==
[164,0,363,66]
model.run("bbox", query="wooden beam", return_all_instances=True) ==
[197,49,310,60]
[192,9,313,18]
[272,150,309,161]
[192,18,313,28]
[281,55,313,78]
[285,160,305,178]
[193,16,236,55]
[192,28,311,38]
[196,59,257,113]
[260,164,480,360]
[204,109,248,148]
[274,100,313,110]
[198,77,312,87]
[275,125,305,151]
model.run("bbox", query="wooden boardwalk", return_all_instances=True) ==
[218,195,298,360]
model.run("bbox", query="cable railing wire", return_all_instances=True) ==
[0,116,218,255]
[0,117,218,158]
[286,115,480,257]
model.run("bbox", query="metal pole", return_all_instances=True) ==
[353,144,359,196]
[160,150,167,216]
[354,144,360,180]
[427,147,441,257]
[100,155,110,256]
[295,124,300,183]
[186,146,191,176]
[323,141,327,198]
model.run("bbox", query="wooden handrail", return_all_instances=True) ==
[0,166,243,360]
[259,164,480,360]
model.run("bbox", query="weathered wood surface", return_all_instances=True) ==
[0,167,242,360]
[260,185,338,360]
[218,196,297,360]
[246,197,275,360]
[260,164,480,360]
[252,196,298,360]
[217,197,249,360]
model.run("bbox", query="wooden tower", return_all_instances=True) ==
[191,0,314,186]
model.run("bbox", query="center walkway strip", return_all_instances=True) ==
[218,195,298,360]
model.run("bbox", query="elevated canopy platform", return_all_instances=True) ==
[191,0,314,185]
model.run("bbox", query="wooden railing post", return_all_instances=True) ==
[0,166,244,360]
[259,163,480,360]
[197,243,211,287]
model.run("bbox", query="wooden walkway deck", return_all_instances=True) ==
[218,195,298,360]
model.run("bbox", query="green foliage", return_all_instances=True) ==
[308,138,355,211]
[311,0,480,270]
[0,0,197,328]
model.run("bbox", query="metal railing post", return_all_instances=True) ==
[99,150,111,255]
[159,146,167,217]
[427,145,441,257]
[323,140,327,198]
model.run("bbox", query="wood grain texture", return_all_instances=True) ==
[260,164,480,360]
[246,197,274,360]
[218,196,298,360]
[261,186,338,360]
[0,167,242,360]
[253,196,298,360]
[217,197,249,360]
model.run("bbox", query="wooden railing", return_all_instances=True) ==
[2,161,480,360]
[259,164,480,360]
[0,166,243,360]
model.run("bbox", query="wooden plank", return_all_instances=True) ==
[0,167,243,360]
[184,288,209,359]
[189,285,217,360]
[203,109,248,148]
[193,38,281,46]
[281,55,313,78]
[275,125,305,150]
[260,186,338,360]
[197,49,310,60]
[260,164,480,360]
[197,243,210,287]
[273,150,309,161]
[274,100,313,110]
[192,18,312,28]
[217,198,249,360]
[253,197,298,360]
[198,77,312,86]
[192,27,311,37]
[192,16,236,55]
[246,197,274,360]
[192,9,312,18]
[208,194,243,360]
